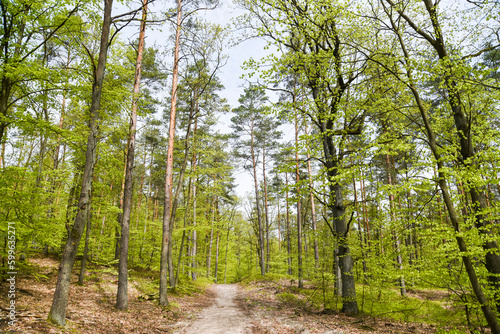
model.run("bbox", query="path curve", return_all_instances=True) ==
[177,284,253,334]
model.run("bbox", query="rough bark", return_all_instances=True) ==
[167,88,197,288]
[116,0,148,310]
[159,0,182,306]
[294,110,303,289]
[385,0,500,315]
[78,208,92,285]
[207,192,216,278]
[386,10,499,327]
[385,153,406,297]
[215,229,220,283]
[317,108,358,314]
[305,120,319,268]
[285,172,292,275]
[190,109,199,281]
[250,115,265,276]
[175,177,191,286]
[48,0,113,325]
[262,145,271,273]
[191,170,198,280]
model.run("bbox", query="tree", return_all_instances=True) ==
[159,0,220,306]
[369,0,500,330]
[0,0,79,145]
[116,0,149,311]
[231,85,269,277]
[238,0,368,314]
[48,0,114,326]
[160,0,183,307]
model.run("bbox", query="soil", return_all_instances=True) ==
[173,281,440,334]
[0,256,447,333]
[174,284,253,334]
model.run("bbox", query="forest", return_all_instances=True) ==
[1,0,500,333]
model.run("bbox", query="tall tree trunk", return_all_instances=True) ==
[191,176,198,280]
[360,172,370,246]
[387,0,500,322]
[250,115,265,276]
[262,145,271,273]
[0,124,5,168]
[167,87,197,288]
[140,146,155,261]
[207,191,216,278]
[305,120,319,268]
[78,207,92,285]
[277,196,281,251]
[96,181,113,261]
[116,0,147,310]
[159,0,182,307]
[320,124,358,314]
[134,149,147,230]
[48,0,113,325]
[385,153,406,297]
[294,110,303,289]
[53,51,71,172]
[175,177,192,286]
[224,221,230,284]
[115,149,128,261]
[353,176,368,283]
[393,19,499,327]
[215,229,220,283]
[285,172,292,275]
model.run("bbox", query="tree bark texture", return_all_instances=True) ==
[48,0,113,325]
[116,0,148,310]
[160,0,182,306]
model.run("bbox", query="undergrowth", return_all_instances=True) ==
[242,273,470,331]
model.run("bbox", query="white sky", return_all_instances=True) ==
[115,0,284,200]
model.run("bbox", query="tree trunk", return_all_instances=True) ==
[207,191,216,278]
[305,120,319,268]
[48,0,113,325]
[167,86,197,288]
[351,160,368,283]
[396,25,500,328]
[116,0,147,310]
[277,193,281,251]
[250,115,265,276]
[385,153,406,297]
[223,213,232,284]
[0,124,5,168]
[159,0,182,307]
[191,177,198,280]
[285,172,292,275]
[78,208,92,285]
[175,177,192,286]
[294,110,303,289]
[262,145,271,273]
[115,149,128,261]
[321,126,358,314]
[388,0,500,319]
[215,229,220,283]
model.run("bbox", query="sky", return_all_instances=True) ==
[115,0,284,201]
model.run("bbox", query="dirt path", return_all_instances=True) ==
[175,284,253,334]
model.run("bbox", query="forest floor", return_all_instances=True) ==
[0,256,460,333]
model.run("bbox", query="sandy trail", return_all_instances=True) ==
[177,284,253,334]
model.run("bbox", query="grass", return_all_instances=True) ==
[357,285,456,324]
[255,273,467,329]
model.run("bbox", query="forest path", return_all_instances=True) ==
[175,284,253,334]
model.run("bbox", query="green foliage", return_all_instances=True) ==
[277,292,307,308]
[357,286,459,325]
